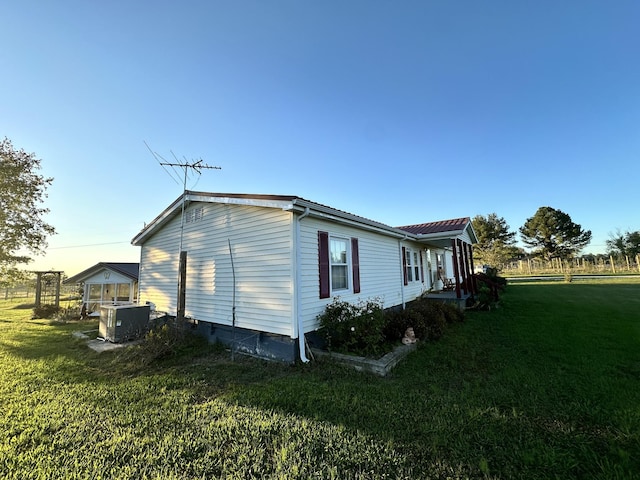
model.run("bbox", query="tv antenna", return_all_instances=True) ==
[145,142,221,320]
[144,142,221,252]
[159,158,221,252]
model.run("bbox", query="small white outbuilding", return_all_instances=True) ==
[64,262,139,316]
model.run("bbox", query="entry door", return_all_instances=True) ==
[85,283,116,312]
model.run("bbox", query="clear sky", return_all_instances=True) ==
[2,1,639,276]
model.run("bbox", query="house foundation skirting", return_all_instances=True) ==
[194,321,298,363]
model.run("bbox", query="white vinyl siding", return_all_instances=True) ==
[138,203,295,336]
[298,216,428,333]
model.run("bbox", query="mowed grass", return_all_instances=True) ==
[1,278,639,479]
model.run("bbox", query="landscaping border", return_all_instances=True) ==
[311,342,417,376]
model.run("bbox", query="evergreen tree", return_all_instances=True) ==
[471,213,519,269]
[519,207,591,260]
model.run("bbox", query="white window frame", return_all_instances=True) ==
[330,235,350,292]
[405,247,422,283]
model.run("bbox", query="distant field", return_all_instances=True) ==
[1,278,639,479]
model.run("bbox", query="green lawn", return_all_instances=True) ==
[1,279,639,479]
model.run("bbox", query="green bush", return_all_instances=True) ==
[473,267,507,310]
[318,297,465,356]
[382,308,409,342]
[113,319,208,369]
[318,297,387,357]
[405,299,447,341]
[31,304,61,319]
[318,298,464,356]
[438,301,465,324]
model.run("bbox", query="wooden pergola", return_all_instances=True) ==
[34,271,63,308]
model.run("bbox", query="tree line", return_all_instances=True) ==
[472,209,639,271]
[1,137,638,282]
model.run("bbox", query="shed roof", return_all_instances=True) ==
[64,262,139,284]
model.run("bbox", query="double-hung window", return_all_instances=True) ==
[330,237,349,290]
[405,248,414,282]
[318,232,361,298]
[402,247,422,285]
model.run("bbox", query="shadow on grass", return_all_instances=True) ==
[214,292,640,478]
[2,281,639,478]
[12,303,35,309]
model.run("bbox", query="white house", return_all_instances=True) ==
[131,192,477,361]
[64,262,139,316]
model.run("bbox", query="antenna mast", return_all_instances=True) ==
[158,158,221,321]
[159,159,221,255]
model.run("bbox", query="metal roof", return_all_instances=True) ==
[130,191,477,247]
[396,217,471,235]
[396,217,477,247]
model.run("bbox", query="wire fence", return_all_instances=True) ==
[2,284,77,303]
[503,255,640,276]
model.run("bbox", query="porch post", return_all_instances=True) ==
[462,240,473,294]
[467,243,477,294]
[35,272,43,308]
[54,272,61,308]
[451,239,461,299]
[457,239,468,295]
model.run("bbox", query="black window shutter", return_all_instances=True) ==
[351,238,360,294]
[402,246,408,286]
[419,251,424,283]
[318,231,330,299]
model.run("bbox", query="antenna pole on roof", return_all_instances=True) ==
[153,153,221,322]
[159,159,222,257]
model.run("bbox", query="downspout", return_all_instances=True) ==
[398,236,408,308]
[296,207,311,363]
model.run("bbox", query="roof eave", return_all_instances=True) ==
[132,192,299,246]
[64,262,139,284]
[290,199,414,240]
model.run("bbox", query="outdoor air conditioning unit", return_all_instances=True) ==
[99,305,151,343]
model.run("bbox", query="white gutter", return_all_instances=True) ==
[295,207,311,363]
[398,236,408,309]
[290,198,412,239]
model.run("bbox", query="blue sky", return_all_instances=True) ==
[2,1,639,275]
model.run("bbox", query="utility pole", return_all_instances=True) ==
[158,159,221,322]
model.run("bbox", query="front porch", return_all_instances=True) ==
[424,290,473,310]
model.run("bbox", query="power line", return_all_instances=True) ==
[48,241,129,250]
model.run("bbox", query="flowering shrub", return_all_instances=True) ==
[318,297,466,357]
[317,297,387,357]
